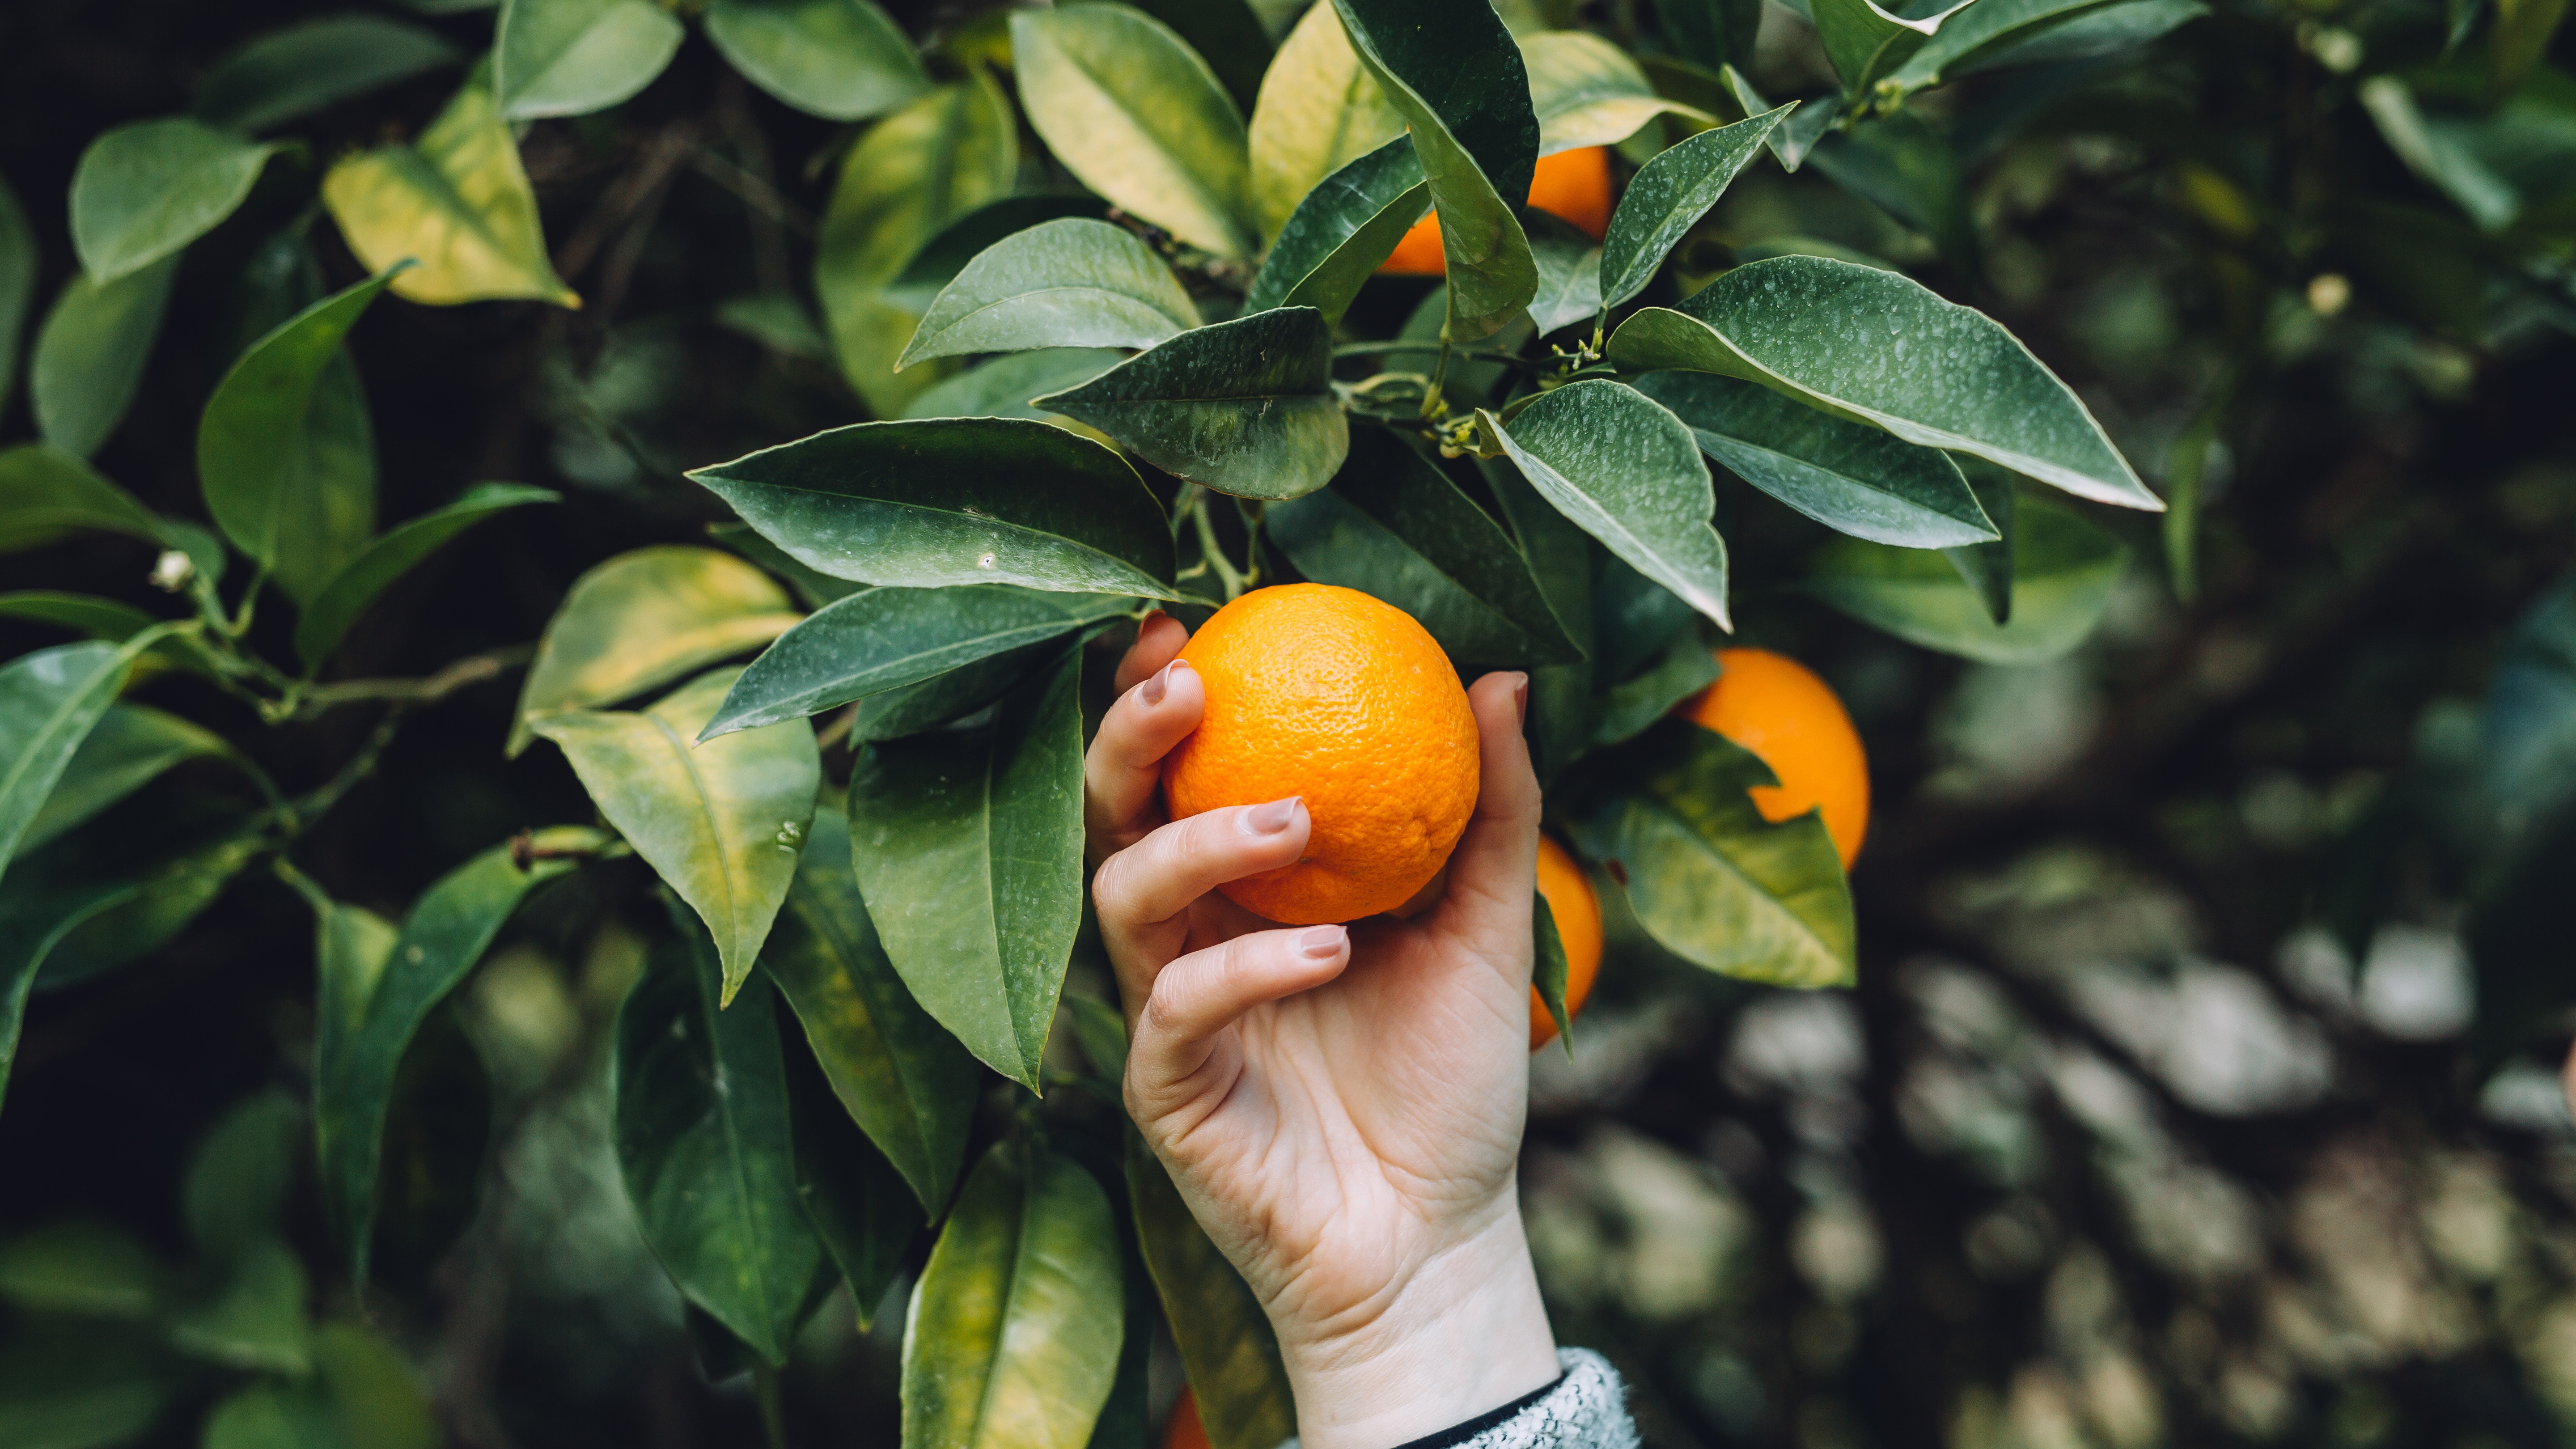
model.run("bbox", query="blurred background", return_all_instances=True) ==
[4,0,2575,1445]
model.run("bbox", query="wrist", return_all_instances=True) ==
[1271,1207,1560,1449]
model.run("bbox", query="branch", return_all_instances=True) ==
[291,645,536,719]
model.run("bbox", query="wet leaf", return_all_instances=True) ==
[1246,0,1406,241]
[30,256,177,458]
[1524,30,1714,154]
[1607,255,2158,509]
[849,650,1084,1090]
[1011,5,1257,258]
[1942,463,2016,623]
[1033,308,1346,500]
[322,76,580,307]
[1482,379,1731,628]
[1598,105,1792,310]
[1480,456,1597,783]
[194,14,462,132]
[1798,490,2127,663]
[848,635,1071,743]
[901,348,1124,438]
[1523,208,1603,335]
[897,219,1200,369]
[495,0,683,119]
[881,196,1114,313]
[904,1139,1125,1449]
[1243,136,1428,323]
[1591,627,1720,746]
[614,924,824,1365]
[689,418,1179,599]
[296,482,559,668]
[704,0,929,121]
[70,119,280,284]
[530,669,820,1001]
[1125,1133,1293,1449]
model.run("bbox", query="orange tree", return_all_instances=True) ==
[3,0,2575,1444]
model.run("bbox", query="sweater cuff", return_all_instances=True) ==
[1381,1348,1639,1449]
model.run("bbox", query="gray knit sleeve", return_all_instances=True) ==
[1276,1347,1639,1449]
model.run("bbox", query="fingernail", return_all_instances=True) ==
[1299,925,1347,958]
[1511,672,1530,724]
[1246,796,1301,834]
[1140,661,1174,706]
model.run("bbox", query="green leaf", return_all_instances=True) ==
[530,669,821,1002]
[1331,0,1539,339]
[198,270,397,604]
[1268,426,1585,669]
[1523,209,1604,335]
[849,649,1084,1090]
[0,177,34,412]
[368,1007,491,1292]
[1246,0,1407,241]
[881,196,1114,313]
[316,842,580,1286]
[0,1319,174,1449]
[1523,30,1716,155]
[0,1222,161,1320]
[1482,379,1731,629]
[780,1005,927,1329]
[1591,627,1720,746]
[1480,456,1597,784]
[509,545,802,757]
[1599,105,1792,310]
[710,521,867,609]
[1243,136,1428,322]
[1573,721,1854,987]
[1533,892,1572,1052]
[614,925,825,1365]
[1032,308,1347,501]
[2485,568,2576,830]
[69,119,281,285]
[707,587,1133,738]
[322,76,581,307]
[815,77,1018,415]
[1717,65,1838,172]
[896,219,1200,370]
[0,814,265,1005]
[1606,256,2159,510]
[766,807,980,1211]
[0,638,165,886]
[194,14,462,132]
[1943,463,2015,623]
[904,1139,1125,1449]
[1805,113,1980,280]
[902,348,1124,436]
[1971,0,2207,68]
[495,0,684,119]
[1799,490,2128,663]
[2494,0,2571,92]
[171,1236,310,1373]
[186,1088,304,1268]
[201,1324,437,1449]
[30,256,178,458]
[0,446,157,553]
[296,482,558,669]
[1124,1133,1294,1449]
[1631,371,1996,547]
[850,636,1072,743]
[19,704,229,856]
[1010,5,1257,259]
[1889,0,2116,87]
[689,418,1180,600]
[1663,0,1765,72]
[1809,0,1972,95]
[704,0,929,121]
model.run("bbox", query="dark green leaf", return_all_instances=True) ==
[0,1222,161,1320]
[30,256,177,459]
[1573,721,1854,987]
[69,119,281,284]
[1607,255,2159,509]
[19,704,229,855]
[707,586,1132,739]
[1716,66,1839,172]
[2485,568,2576,832]
[1524,209,1604,336]
[850,636,1070,743]
[532,671,819,1003]
[1809,0,1968,94]
[194,15,463,133]
[1330,0,1538,339]
[703,0,929,122]
[1593,550,1697,684]
[1799,490,2127,663]
[1479,457,1597,784]
[495,0,684,119]
[1246,0,1407,241]
[2,812,265,1000]
[0,637,164,885]
[897,219,1200,369]
[779,1004,927,1329]
[690,417,1180,600]
[0,178,33,411]
[1889,0,2117,86]
[1534,892,1573,1053]
[321,75,580,306]
[1267,426,1585,669]
[510,546,802,757]
[1805,113,1980,279]
[1664,0,1766,71]
[296,483,559,668]
[1032,308,1347,501]
[184,1093,304,1267]
[1124,1133,1294,1449]
[1958,0,2206,69]
[1600,106,1794,310]
[904,1139,1126,1449]
[1009,6,1258,259]
[1631,371,1996,547]
[198,270,399,604]
[902,348,1125,431]
[169,1238,310,1374]
[1483,379,1731,628]
[0,1318,175,1449]
[884,197,1114,313]
[1943,463,2016,623]
[849,650,1084,1090]
[200,1323,437,1449]
[1242,136,1428,322]
[710,522,867,609]
[1064,994,1128,1080]
[368,1007,491,1294]
[614,925,825,1366]
[1592,627,1720,746]
[764,807,981,1210]
[0,442,156,549]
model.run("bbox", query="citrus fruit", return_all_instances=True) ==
[1164,1390,1210,1449]
[1378,147,1616,275]
[1678,648,1869,867]
[1530,834,1602,1051]
[1163,583,1480,925]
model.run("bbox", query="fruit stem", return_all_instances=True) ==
[1187,494,1249,601]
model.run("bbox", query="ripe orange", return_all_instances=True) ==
[1378,147,1615,275]
[1163,584,1480,924]
[1678,648,1869,867]
[1530,834,1602,1050]
[1164,1390,1210,1449]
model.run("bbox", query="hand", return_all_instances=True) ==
[1085,614,1560,1449]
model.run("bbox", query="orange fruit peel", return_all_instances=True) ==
[1378,146,1615,275]
[1677,647,1870,867]
[1530,834,1602,1050]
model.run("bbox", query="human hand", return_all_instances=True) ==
[1085,614,1560,1449]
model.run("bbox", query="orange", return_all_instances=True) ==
[1529,834,1602,1050]
[1163,584,1480,925]
[1378,147,1615,275]
[1678,648,1869,867]
[1164,1390,1210,1449]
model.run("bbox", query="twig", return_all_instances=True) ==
[292,645,536,719]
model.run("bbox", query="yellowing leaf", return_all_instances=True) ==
[1247,0,1406,242]
[322,78,578,308]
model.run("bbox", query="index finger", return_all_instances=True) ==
[1085,614,1199,860]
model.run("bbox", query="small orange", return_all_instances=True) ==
[1378,146,1616,275]
[1164,1390,1210,1449]
[1678,648,1869,867]
[1530,834,1602,1050]
[1163,584,1480,924]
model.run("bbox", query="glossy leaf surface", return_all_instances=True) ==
[194,14,462,132]
[1524,209,1604,336]
[30,257,177,458]
[1126,1134,1294,1449]
[0,639,153,885]
[322,77,580,307]
[69,120,279,284]
[1599,105,1792,309]
[849,651,1084,1090]
[1524,30,1713,154]
[690,418,1179,599]
[0,446,157,553]
[530,670,820,1002]
[703,0,929,121]
[881,197,1114,313]
[1247,0,1407,240]
[1033,308,1347,501]
[901,348,1123,433]
[19,704,229,855]
[1799,491,2128,663]
[1809,0,1970,93]
[495,0,684,119]
[1244,136,1428,322]
[780,1007,925,1328]
[897,219,1199,369]
[296,483,559,668]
